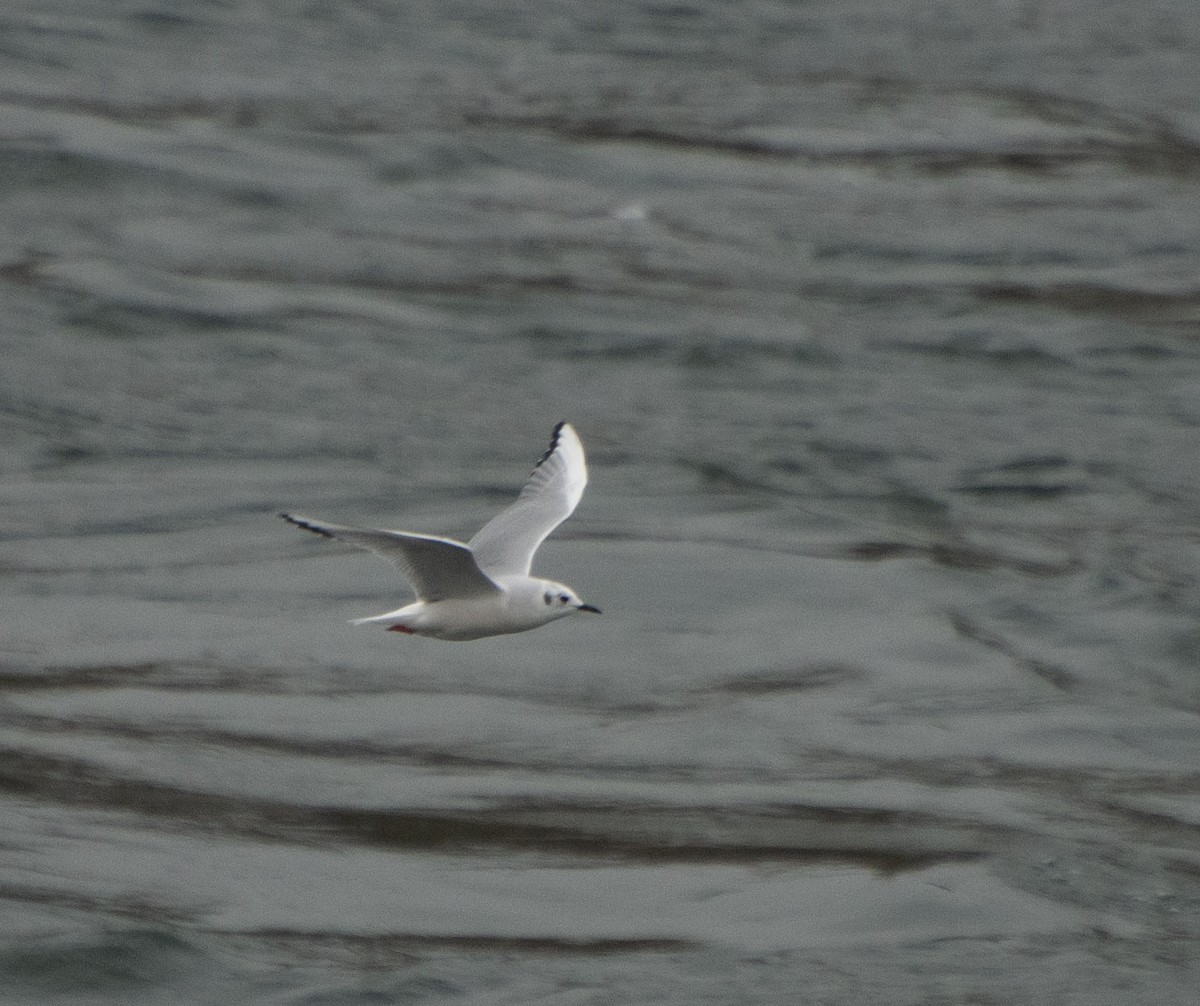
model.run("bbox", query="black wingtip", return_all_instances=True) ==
[534,421,569,469]
[280,512,335,538]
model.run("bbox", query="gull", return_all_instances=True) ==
[280,422,600,640]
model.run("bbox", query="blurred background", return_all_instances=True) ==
[3,1,1200,1003]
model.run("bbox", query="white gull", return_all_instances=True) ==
[281,421,600,640]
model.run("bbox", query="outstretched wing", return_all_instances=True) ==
[280,513,501,601]
[467,421,588,577]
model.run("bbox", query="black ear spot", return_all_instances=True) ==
[543,592,553,606]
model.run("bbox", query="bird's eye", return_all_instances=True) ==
[559,593,569,604]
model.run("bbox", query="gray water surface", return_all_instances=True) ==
[3,2,1200,1003]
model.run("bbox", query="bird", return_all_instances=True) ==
[280,421,600,640]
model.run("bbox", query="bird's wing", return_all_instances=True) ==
[280,513,501,601]
[467,421,588,577]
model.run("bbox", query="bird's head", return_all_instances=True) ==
[540,582,601,617]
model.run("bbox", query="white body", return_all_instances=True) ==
[352,575,589,640]
[281,422,600,641]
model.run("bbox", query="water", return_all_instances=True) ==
[3,1,1200,1002]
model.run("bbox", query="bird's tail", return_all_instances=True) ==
[349,612,395,626]
[348,609,416,632]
